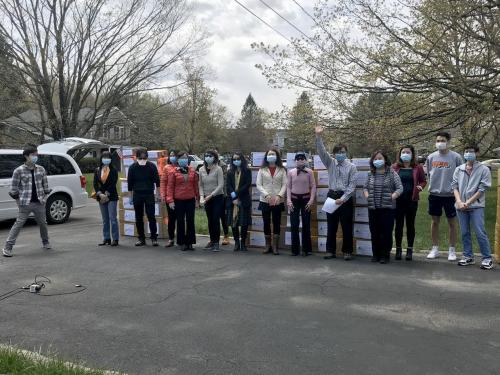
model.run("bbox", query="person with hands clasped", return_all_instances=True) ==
[452,145,494,270]
[127,149,161,247]
[166,151,199,251]
[392,145,427,261]
[364,150,403,264]
[198,150,225,252]
[94,151,119,247]
[256,148,287,255]
[226,153,252,252]
[315,125,358,261]
[287,152,316,257]
[160,150,178,247]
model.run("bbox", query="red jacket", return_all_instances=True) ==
[160,164,176,201]
[166,167,199,203]
[392,163,427,201]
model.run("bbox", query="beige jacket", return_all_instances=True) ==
[256,166,288,203]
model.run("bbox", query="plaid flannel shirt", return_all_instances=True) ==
[10,164,50,206]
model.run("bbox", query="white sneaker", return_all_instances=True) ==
[480,258,494,270]
[42,242,52,250]
[427,247,440,259]
[2,248,12,257]
[448,247,457,261]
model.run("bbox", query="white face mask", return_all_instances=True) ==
[138,160,147,166]
[436,142,447,151]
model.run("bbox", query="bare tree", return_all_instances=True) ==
[0,0,203,140]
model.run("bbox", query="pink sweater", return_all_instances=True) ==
[287,168,316,205]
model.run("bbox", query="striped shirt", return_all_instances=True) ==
[364,169,403,209]
[316,136,357,201]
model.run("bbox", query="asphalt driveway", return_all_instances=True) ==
[0,200,499,375]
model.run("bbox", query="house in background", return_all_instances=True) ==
[0,106,135,147]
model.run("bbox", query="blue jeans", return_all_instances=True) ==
[99,200,119,241]
[457,208,491,259]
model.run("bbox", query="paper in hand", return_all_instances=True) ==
[321,197,340,214]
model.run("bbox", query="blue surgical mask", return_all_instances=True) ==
[400,153,412,163]
[205,156,214,164]
[335,153,346,162]
[102,158,111,165]
[30,156,38,164]
[373,160,385,169]
[233,160,241,167]
[464,152,476,162]
[169,156,177,164]
[267,155,277,164]
[178,158,189,168]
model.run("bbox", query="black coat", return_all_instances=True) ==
[93,166,119,201]
[226,167,252,208]
[127,161,160,195]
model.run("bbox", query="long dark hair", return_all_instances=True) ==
[167,149,178,165]
[230,152,248,171]
[262,148,283,168]
[203,149,219,169]
[396,145,417,168]
[369,150,391,173]
[99,151,114,168]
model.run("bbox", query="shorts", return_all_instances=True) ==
[428,195,456,218]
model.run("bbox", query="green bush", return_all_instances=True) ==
[78,157,100,173]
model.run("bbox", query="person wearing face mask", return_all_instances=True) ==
[127,149,161,247]
[425,132,463,261]
[226,153,252,251]
[3,145,52,257]
[452,145,493,269]
[160,150,178,247]
[166,151,199,251]
[287,152,316,256]
[198,150,225,252]
[94,151,119,247]
[364,151,403,264]
[256,148,288,255]
[315,125,358,260]
[391,145,427,260]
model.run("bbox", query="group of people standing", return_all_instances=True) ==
[2,132,495,271]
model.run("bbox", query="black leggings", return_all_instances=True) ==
[395,196,418,249]
[205,195,224,243]
[261,203,283,236]
[166,204,176,240]
[232,225,248,242]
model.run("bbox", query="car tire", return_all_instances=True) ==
[46,194,72,224]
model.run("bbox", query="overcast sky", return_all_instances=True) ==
[192,0,315,119]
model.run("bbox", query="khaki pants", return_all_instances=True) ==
[4,202,49,251]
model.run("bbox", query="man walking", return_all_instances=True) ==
[3,145,52,257]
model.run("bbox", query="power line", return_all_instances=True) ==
[232,0,291,43]
[257,0,312,42]
[291,0,337,43]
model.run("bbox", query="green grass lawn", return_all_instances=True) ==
[85,173,499,251]
[0,346,120,375]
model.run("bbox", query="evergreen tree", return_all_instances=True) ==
[235,94,267,154]
[285,92,316,153]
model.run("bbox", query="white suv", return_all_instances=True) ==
[0,150,88,224]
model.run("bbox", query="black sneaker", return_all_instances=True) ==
[135,240,146,247]
[458,257,475,266]
[152,239,159,247]
[324,254,336,260]
[343,253,352,261]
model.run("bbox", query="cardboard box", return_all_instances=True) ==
[313,155,327,170]
[354,206,369,223]
[354,223,371,240]
[248,231,266,248]
[118,209,164,223]
[315,170,329,187]
[356,239,372,256]
[250,215,264,232]
[119,221,169,239]
[356,170,369,187]
[316,187,329,203]
[355,188,368,206]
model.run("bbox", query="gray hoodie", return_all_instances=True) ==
[451,161,491,209]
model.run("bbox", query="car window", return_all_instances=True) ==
[38,155,76,175]
[0,154,25,179]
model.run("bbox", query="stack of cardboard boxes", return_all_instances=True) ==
[352,158,372,255]
[118,148,170,239]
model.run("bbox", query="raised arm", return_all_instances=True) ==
[315,125,333,168]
